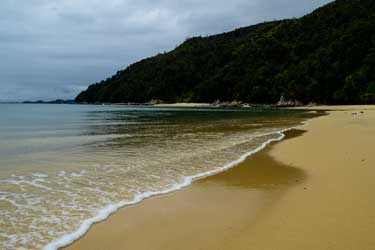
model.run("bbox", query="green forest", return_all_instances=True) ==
[76,0,375,105]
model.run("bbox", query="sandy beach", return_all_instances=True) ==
[153,103,212,107]
[65,106,375,250]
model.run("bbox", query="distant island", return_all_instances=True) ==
[23,99,75,104]
[76,0,375,105]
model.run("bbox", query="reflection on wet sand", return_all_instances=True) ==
[66,130,306,250]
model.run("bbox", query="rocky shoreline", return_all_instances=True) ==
[79,96,316,108]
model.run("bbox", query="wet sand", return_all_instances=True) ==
[66,106,375,250]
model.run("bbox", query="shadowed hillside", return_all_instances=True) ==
[76,0,375,105]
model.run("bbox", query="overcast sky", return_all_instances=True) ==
[0,0,332,101]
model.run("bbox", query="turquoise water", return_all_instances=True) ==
[0,104,318,249]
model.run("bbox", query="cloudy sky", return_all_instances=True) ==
[0,0,332,101]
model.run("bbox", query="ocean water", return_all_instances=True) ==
[0,104,319,249]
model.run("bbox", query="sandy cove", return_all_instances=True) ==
[65,106,375,250]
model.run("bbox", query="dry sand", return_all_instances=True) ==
[66,106,375,250]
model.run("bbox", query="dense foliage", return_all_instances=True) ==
[76,0,375,104]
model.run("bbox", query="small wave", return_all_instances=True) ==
[43,123,304,250]
[32,173,49,178]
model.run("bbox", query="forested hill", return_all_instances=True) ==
[76,0,375,105]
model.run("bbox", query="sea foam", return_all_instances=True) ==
[43,125,302,250]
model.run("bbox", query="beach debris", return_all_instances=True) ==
[211,100,242,108]
[277,96,303,107]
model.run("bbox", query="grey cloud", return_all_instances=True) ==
[0,0,332,101]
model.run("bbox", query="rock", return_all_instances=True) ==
[212,100,222,107]
[228,101,242,107]
[147,99,164,105]
[277,96,287,106]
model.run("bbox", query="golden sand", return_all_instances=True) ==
[293,104,375,110]
[66,106,375,250]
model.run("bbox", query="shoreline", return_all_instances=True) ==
[46,123,304,250]
[64,129,306,250]
[65,105,375,250]
[16,102,375,112]
[153,102,212,107]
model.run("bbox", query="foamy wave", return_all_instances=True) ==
[43,124,303,250]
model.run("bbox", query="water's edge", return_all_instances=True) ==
[44,120,309,250]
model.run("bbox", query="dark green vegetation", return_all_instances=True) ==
[76,0,375,105]
[23,99,75,104]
